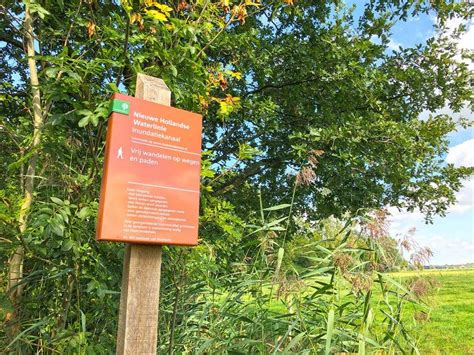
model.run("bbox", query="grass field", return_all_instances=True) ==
[391,268,474,354]
[254,267,474,353]
[2,268,472,353]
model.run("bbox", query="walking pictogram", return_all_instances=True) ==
[117,147,124,159]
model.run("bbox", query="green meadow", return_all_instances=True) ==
[262,267,474,354]
[392,268,474,354]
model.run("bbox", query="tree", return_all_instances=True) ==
[204,1,472,223]
[0,0,472,351]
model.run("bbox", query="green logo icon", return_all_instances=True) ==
[109,98,131,115]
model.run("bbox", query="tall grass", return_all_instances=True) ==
[154,202,426,354]
[1,196,427,353]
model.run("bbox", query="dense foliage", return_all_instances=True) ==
[1,0,472,352]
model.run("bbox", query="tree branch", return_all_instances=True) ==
[7,2,45,337]
[115,16,131,88]
[213,158,282,195]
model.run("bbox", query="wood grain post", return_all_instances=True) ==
[116,74,171,354]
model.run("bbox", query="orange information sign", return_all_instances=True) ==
[96,93,202,245]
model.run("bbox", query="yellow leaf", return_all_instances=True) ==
[232,4,247,24]
[144,1,173,13]
[122,0,133,13]
[245,0,260,6]
[222,0,230,6]
[218,95,241,116]
[146,9,168,22]
[5,312,12,322]
[155,3,173,13]
[86,20,96,39]
[219,101,233,116]
[130,13,139,24]
[226,70,242,80]
[218,19,226,28]
[225,95,240,104]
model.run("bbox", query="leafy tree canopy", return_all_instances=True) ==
[0,0,472,350]
[2,1,471,231]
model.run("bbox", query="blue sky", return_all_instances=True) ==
[347,4,474,265]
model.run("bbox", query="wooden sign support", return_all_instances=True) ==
[116,74,171,354]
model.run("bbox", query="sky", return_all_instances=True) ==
[361,6,474,265]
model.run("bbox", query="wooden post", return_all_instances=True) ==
[116,74,171,354]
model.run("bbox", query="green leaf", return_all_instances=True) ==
[275,247,284,274]
[325,308,335,355]
[107,82,120,92]
[263,204,291,211]
[50,197,64,205]
[81,311,86,333]
[284,332,306,352]
[90,114,99,127]
[29,2,51,19]
[169,64,178,77]
[61,239,74,251]
[302,266,334,279]
[247,217,288,235]
[377,272,410,295]
[268,226,286,231]
[45,67,60,78]
[77,207,91,220]
[78,116,89,127]
[146,9,168,22]
[50,222,64,237]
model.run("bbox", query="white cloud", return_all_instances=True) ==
[388,139,474,224]
[448,178,474,214]
[387,208,474,265]
[458,20,474,52]
[387,139,474,265]
[442,17,474,69]
[387,39,401,51]
[387,206,424,236]
[446,140,474,214]
[387,209,474,264]
[446,139,474,168]
[414,233,474,265]
[444,17,474,48]
[387,179,473,230]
